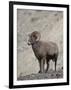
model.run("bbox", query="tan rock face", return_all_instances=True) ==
[17,9,63,78]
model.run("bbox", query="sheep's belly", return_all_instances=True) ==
[34,50,46,60]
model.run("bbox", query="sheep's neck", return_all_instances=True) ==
[32,41,40,51]
[31,41,41,59]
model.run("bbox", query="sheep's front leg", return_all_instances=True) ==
[40,58,45,73]
[38,58,45,73]
[40,59,44,73]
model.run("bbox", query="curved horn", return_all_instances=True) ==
[36,32,41,41]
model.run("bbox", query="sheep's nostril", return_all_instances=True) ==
[27,42,31,45]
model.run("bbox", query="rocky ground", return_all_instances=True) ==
[18,69,63,80]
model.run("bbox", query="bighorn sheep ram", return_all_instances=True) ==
[28,31,58,73]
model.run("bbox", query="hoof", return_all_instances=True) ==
[38,70,41,73]
[38,70,44,73]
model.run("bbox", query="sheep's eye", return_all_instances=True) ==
[33,35,35,37]
[33,35,37,39]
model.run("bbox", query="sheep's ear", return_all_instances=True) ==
[36,33,41,41]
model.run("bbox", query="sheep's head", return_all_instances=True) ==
[28,31,41,45]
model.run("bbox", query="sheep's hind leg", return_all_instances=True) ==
[55,58,57,71]
[53,56,57,71]
[38,60,41,73]
[45,60,49,73]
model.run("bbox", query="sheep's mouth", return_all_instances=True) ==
[27,42,31,45]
